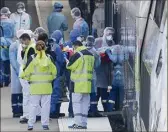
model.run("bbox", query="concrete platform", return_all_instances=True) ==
[1,87,59,132]
[58,99,112,132]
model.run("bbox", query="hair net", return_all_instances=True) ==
[103,27,115,36]
[16,2,25,9]
[54,2,63,12]
[34,27,46,35]
[51,30,63,44]
[86,35,95,47]
[0,7,11,15]
[69,29,80,42]
[71,7,81,18]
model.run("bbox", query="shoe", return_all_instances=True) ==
[13,113,23,118]
[20,117,28,124]
[68,124,87,129]
[4,82,10,87]
[43,125,49,130]
[50,113,65,119]
[50,113,59,119]
[59,113,65,117]
[28,126,33,131]
[88,112,104,117]
[68,113,74,118]
[36,116,41,122]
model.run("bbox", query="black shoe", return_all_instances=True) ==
[36,116,41,122]
[43,125,49,130]
[28,126,33,131]
[4,82,10,87]
[59,113,65,117]
[20,117,28,124]
[0,84,3,88]
[13,113,23,118]
[50,114,59,119]
[50,113,65,119]
[88,112,104,118]
[68,113,74,118]
[68,124,87,129]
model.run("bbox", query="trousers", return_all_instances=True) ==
[11,93,23,114]
[97,88,109,112]
[20,79,41,119]
[72,93,90,126]
[50,78,61,115]
[28,95,51,126]
[89,92,98,113]
[108,85,124,111]
[1,60,10,86]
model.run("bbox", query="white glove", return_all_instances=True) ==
[107,86,112,92]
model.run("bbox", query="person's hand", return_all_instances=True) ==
[107,86,112,92]
[65,58,69,65]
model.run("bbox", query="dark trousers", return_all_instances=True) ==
[11,93,23,114]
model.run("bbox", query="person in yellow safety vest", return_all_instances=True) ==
[66,41,95,129]
[20,40,57,131]
[18,33,39,124]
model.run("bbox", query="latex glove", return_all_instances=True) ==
[65,58,69,66]
[107,86,112,92]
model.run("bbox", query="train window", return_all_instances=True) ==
[154,0,166,28]
[155,49,162,78]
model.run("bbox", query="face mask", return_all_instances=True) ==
[17,9,24,14]
[106,35,113,41]
[95,3,100,7]
[22,44,28,48]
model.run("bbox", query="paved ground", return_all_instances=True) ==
[1,87,59,132]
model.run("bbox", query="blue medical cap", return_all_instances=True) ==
[54,2,63,12]
[70,29,80,42]
[51,30,63,43]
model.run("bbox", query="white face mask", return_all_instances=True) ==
[22,44,28,48]
[95,3,100,7]
[17,9,24,14]
[106,35,113,41]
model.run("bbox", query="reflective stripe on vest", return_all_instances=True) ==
[0,46,9,49]
[29,80,52,84]
[29,64,52,85]
[72,79,92,83]
[23,43,35,66]
[72,51,93,83]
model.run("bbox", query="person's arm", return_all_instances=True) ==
[49,56,57,79]
[9,43,20,76]
[55,45,65,66]
[105,49,117,63]
[61,17,68,31]
[92,10,98,29]
[66,53,81,71]
[19,56,34,80]
[24,13,31,30]
[27,47,35,60]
